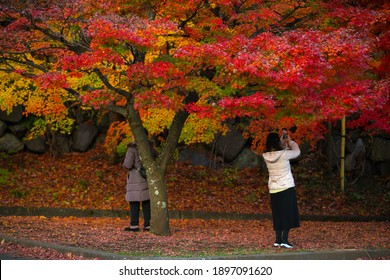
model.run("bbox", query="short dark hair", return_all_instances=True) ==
[265,133,283,152]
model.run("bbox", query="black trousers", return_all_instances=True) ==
[270,187,300,231]
[129,200,151,228]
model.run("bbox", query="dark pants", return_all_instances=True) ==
[275,229,290,243]
[129,200,151,229]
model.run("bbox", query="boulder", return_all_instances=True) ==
[377,161,390,176]
[345,139,356,154]
[25,135,47,154]
[72,123,99,152]
[51,134,72,154]
[322,135,341,168]
[0,133,24,153]
[0,120,6,137]
[0,106,24,123]
[345,138,366,171]
[369,137,390,162]
[363,160,373,176]
[8,123,28,138]
[178,144,214,167]
[212,123,247,162]
[231,147,261,169]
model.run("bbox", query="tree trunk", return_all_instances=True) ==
[124,91,197,236]
[148,170,171,235]
[145,109,191,235]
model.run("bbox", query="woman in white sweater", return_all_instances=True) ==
[262,132,301,248]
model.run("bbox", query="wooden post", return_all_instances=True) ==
[340,116,346,192]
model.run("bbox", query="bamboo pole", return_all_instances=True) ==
[340,116,346,192]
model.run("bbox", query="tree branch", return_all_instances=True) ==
[158,90,199,171]
[0,55,47,73]
[25,12,91,55]
[92,68,131,99]
[106,103,129,117]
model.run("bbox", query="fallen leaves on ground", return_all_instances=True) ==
[1,145,389,217]
[1,216,389,259]
[1,146,389,259]
[1,241,96,260]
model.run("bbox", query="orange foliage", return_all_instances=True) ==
[104,121,132,155]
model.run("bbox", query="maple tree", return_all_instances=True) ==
[0,0,389,235]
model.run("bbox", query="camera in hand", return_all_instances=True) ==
[282,128,288,139]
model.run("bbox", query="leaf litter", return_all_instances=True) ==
[0,146,389,259]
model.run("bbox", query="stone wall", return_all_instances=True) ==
[323,133,390,176]
[0,107,104,155]
[0,106,26,153]
[178,130,390,175]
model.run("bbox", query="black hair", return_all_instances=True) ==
[127,142,137,148]
[265,132,283,152]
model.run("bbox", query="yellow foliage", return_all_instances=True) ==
[103,107,229,155]
[140,108,175,135]
[0,72,32,112]
[0,71,76,139]
[180,114,228,145]
[145,31,197,63]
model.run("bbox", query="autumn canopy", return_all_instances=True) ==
[0,0,389,235]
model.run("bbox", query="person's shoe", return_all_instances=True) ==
[143,226,150,231]
[281,242,294,249]
[124,226,139,232]
[274,237,282,247]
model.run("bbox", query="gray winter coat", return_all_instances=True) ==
[122,145,149,202]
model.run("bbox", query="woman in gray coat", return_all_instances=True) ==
[122,142,150,231]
